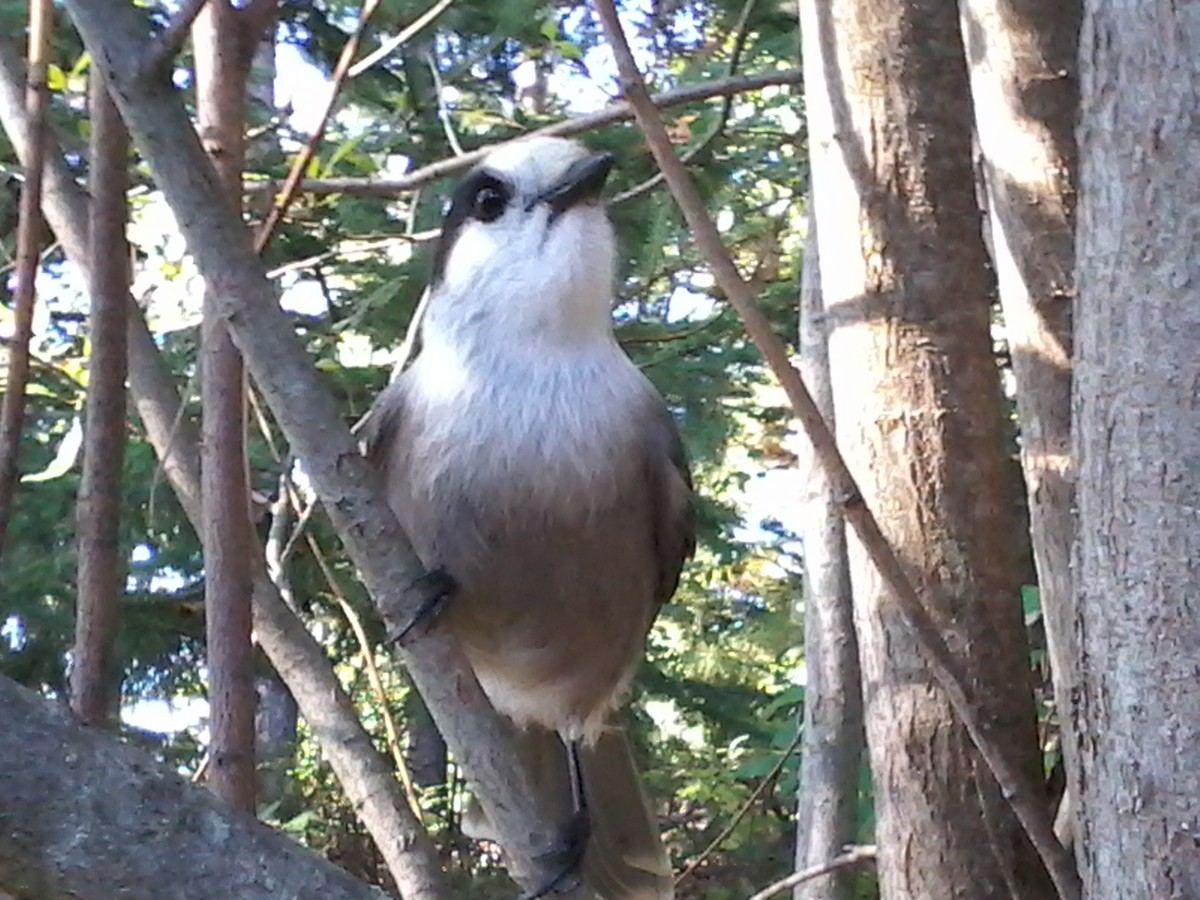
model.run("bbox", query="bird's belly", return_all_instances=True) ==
[386,358,662,738]
[442,503,658,741]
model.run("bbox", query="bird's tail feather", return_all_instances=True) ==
[463,724,674,899]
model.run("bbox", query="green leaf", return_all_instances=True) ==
[762,683,804,717]
[45,64,67,93]
[1021,584,1041,625]
[22,417,81,483]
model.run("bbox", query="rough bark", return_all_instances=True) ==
[408,689,448,790]
[958,0,1081,845]
[1073,3,1200,895]
[255,669,299,813]
[0,39,447,900]
[793,210,863,900]
[70,76,129,727]
[193,0,258,814]
[799,0,1055,896]
[0,675,387,900]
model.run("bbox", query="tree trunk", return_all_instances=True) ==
[70,75,129,727]
[193,0,258,814]
[958,0,1081,846]
[0,0,50,559]
[793,209,864,900]
[799,0,1054,895]
[0,675,386,900]
[1073,3,1200,894]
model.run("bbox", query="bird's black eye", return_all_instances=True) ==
[470,182,509,222]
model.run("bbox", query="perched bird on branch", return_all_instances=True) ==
[364,135,696,899]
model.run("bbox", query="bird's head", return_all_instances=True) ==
[423,136,619,348]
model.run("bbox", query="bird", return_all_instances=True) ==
[362,135,696,899]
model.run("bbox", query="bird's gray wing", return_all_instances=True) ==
[359,378,408,466]
[643,399,696,607]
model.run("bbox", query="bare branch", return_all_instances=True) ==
[611,0,759,205]
[0,37,447,900]
[254,0,384,253]
[591,4,1080,899]
[0,0,52,560]
[792,203,863,899]
[675,726,803,888]
[66,2,574,892]
[194,0,258,814]
[70,74,130,727]
[347,0,457,78]
[745,846,878,900]
[141,0,209,78]
[241,67,802,199]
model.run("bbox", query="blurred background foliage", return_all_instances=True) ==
[0,0,884,896]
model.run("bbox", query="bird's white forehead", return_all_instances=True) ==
[481,136,592,192]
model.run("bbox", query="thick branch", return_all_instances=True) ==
[65,2,565,892]
[242,67,801,198]
[70,75,130,727]
[591,3,1079,898]
[0,675,387,900]
[0,37,446,900]
[0,0,51,559]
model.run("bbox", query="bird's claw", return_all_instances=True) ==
[387,567,457,646]
[517,811,591,899]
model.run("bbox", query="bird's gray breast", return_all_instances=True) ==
[381,346,661,733]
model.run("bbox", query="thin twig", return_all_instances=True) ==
[746,846,878,900]
[301,518,425,823]
[0,0,52,560]
[592,4,1080,900]
[426,50,464,156]
[347,0,456,77]
[254,0,384,254]
[675,725,803,886]
[241,68,803,199]
[265,231,439,280]
[141,0,209,78]
[612,0,758,205]
[252,407,425,824]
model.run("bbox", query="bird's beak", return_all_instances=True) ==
[537,153,616,217]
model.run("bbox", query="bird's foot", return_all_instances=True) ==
[387,567,457,646]
[517,810,591,899]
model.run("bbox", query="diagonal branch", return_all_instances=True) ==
[347,0,456,77]
[64,3,573,894]
[0,37,446,900]
[241,67,802,199]
[141,0,209,78]
[0,0,52,561]
[254,0,383,253]
[746,846,878,900]
[591,3,1080,900]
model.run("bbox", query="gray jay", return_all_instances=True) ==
[364,136,695,899]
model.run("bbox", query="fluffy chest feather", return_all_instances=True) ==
[399,339,647,515]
